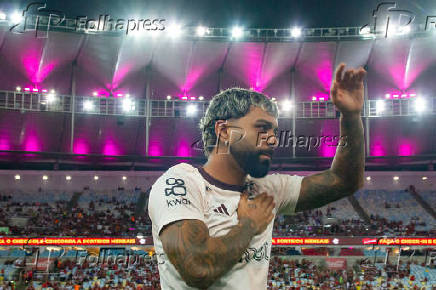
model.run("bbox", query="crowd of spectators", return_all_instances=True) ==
[0,255,434,289]
[0,187,434,237]
[273,208,435,237]
[267,257,436,289]
[0,198,152,237]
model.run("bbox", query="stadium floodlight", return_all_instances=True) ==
[376,100,385,114]
[231,26,244,39]
[393,176,399,181]
[312,96,317,101]
[0,11,6,20]
[10,11,22,24]
[366,176,371,181]
[122,98,135,112]
[166,95,172,100]
[186,104,197,117]
[47,93,56,104]
[385,94,391,99]
[167,24,183,37]
[290,27,302,38]
[196,26,209,37]
[14,174,20,180]
[94,175,99,180]
[414,98,426,113]
[122,176,127,180]
[198,96,204,100]
[42,175,48,180]
[92,91,98,96]
[16,86,21,92]
[50,89,55,94]
[83,100,95,112]
[422,176,428,180]
[271,97,276,101]
[66,176,71,181]
[281,100,293,112]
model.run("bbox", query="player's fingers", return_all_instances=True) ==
[239,193,248,204]
[335,63,346,82]
[343,70,354,84]
[356,68,366,83]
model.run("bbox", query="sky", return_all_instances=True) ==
[1,0,436,29]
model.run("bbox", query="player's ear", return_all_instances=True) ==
[215,120,230,144]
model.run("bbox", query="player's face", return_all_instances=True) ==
[229,106,278,178]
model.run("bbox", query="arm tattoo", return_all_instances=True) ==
[296,113,365,212]
[160,218,256,289]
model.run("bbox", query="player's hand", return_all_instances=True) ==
[237,192,275,235]
[330,63,366,117]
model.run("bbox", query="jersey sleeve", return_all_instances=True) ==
[265,173,304,215]
[148,166,205,235]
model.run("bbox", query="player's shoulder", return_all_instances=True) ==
[152,162,200,188]
[161,162,198,178]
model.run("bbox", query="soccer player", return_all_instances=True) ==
[148,63,366,289]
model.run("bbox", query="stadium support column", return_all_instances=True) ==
[70,60,77,153]
[363,66,370,157]
[291,67,296,159]
[145,65,152,156]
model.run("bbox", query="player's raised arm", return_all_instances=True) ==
[296,63,366,212]
[160,192,275,289]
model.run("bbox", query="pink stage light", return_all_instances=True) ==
[24,88,30,92]
[103,141,119,156]
[385,94,391,99]
[181,96,188,100]
[32,88,38,92]
[401,94,407,98]
[176,140,191,157]
[41,89,47,93]
[393,94,399,98]
[398,142,415,156]
[409,93,416,97]
[24,135,40,152]
[149,141,162,156]
[190,97,196,100]
[0,138,10,150]
[73,140,89,154]
[117,93,123,97]
[371,142,385,157]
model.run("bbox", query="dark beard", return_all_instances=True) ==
[229,145,272,178]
